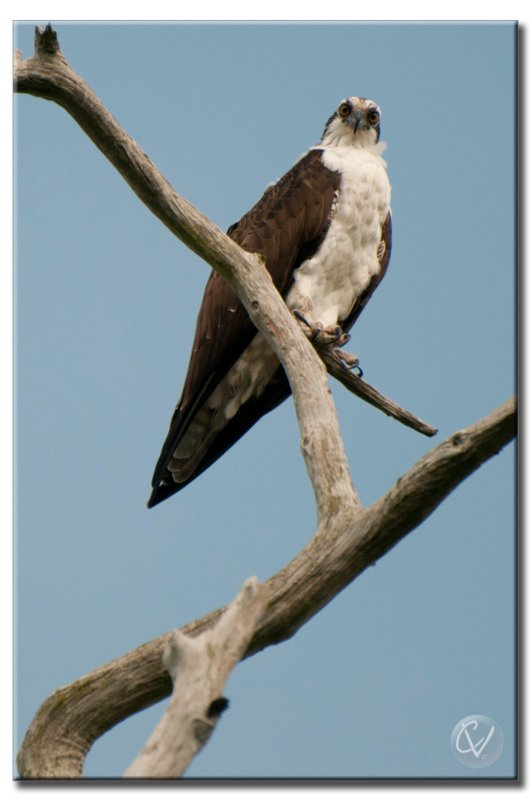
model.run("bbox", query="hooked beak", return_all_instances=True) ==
[350,109,363,133]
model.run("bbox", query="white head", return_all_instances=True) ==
[320,96,382,148]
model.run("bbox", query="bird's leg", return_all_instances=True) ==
[293,310,363,376]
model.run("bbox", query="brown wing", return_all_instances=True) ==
[149,149,340,504]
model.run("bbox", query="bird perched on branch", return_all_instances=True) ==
[148,96,392,507]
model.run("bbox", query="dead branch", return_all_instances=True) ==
[17,398,516,778]
[14,26,515,779]
[317,345,437,436]
[123,578,268,778]
[14,24,436,506]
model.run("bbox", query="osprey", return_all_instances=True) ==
[148,96,392,508]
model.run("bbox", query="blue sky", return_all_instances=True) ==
[14,21,516,779]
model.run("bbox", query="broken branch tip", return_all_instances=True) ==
[34,23,60,56]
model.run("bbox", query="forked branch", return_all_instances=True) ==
[15,24,358,519]
[15,24,435,499]
[17,399,515,778]
[14,26,516,779]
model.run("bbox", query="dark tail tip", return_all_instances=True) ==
[147,480,184,509]
[146,487,162,509]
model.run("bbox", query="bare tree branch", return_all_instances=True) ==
[14,24,358,522]
[14,26,515,779]
[317,344,438,437]
[14,25,436,512]
[123,578,269,778]
[17,398,516,778]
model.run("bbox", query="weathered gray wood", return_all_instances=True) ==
[123,578,268,778]
[14,27,516,780]
[16,399,516,778]
[14,25,437,510]
[316,344,438,437]
[14,24,359,523]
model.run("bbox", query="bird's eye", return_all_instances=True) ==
[368,110,380,126]
[338,102,351,118]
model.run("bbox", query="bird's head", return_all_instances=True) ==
[320,97,382,148]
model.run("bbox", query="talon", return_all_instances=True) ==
[294,310,327,343]
[294,313,325,341]
[312,324,344,345]
[334,347,362,375]
[293,309,311,329]
[328,325,343,340]
[294,311,347,346]
[310,324,324,342]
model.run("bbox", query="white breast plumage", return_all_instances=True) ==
[286,144,391,327]
[169,144,391,476]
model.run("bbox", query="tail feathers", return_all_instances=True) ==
[166,415,220,483]
[147,368,290,508]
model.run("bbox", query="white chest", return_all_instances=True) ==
[287,145,391,327]
[179,146,391,440]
